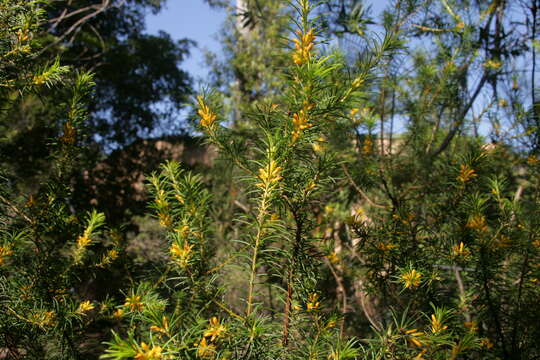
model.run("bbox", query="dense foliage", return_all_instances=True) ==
[1,0,539,359]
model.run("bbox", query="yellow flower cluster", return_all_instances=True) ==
[291,102,314,141]
[466,215,488,232]
[150,316,170,336]
[195,317,226,359]
[0,245,13,265]
[306,293,320,311]
[30,310,56,328]
[135,342,163,360]
[197,96,217,128]
[292,29,315,65]
[124,294,144,312]
[77,300,95,314]
[430,314,448,333]
[327,251,339,264]
[257,160,282,188]
[401,269,422,289]
[457,164,477,183]
[170,241,194,268]
[405,328,425,347]
[77,234,91,248]
[452,242,470,257]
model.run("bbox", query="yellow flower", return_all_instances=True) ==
[170,242,194,268]
[401,269,422,289]
[430,314,448,333]
[135,342,163,360]
[76,234,91,248]
[150,316,170,336]
[457,164,477,183]
[351,77,363,88]
[113,308,124,319]
[291,107,313,141]
[405,328,424,347]
[204,317,226,341]
[195,337,216,359]
[158,212,172,227]
[414,349,427,360]
[124,295,144,312]
[257,160,282,188]
[376,242,397,252]
[77,300,94,314]
[197,96,217,128]
[306,293,320,311]
[466,215,488,232]
[292,29,315,65]
[452,242,470,257]
[362,135,373,155]
[480,337,494,349]
[327,251,339,264]
[0,245,13,265]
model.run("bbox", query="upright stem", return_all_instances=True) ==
[246,189,271,317]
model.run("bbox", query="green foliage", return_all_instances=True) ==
[2,0,540,359]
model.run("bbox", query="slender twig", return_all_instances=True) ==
[341,164,387,209]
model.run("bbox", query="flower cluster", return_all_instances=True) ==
[291,102,314,141]
[135,342,163,360]
[197,96,217,128]
[257,160,282,188]
[195,317,227,359]
[401,269,422,289]
[457,164,477,183]
[170,241,194,268]
[292,29,315,65]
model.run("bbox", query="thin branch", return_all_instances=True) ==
[341,164,387,209]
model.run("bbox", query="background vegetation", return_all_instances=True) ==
[1,0,539,359]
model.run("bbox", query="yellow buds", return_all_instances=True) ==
[327,251,339,264]
[401,269,422,289]
[292,29,316,65]
[203,317,227,341]
[306,293,320,311]
[457,164,477,183]
[195,337,216,359]
[257,160,282,188]
[197,96,217,128]
[466,215,488,233]
[291,103,314,141]
[124,295,144,312]
[135,342,163,360]
[76,235,91,248]
[405,328,425,347]
[77,300,95,314]
[452,242,470,257]
[430,314,448,333]
[150,316,170,336]
[170,242,194,268]
[113,308,124,319]
[0,245,13,266]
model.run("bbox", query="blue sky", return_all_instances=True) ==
[145,1,226,82]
